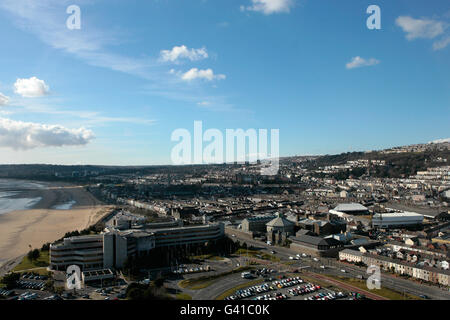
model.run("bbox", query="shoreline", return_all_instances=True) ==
[0,180,111,270]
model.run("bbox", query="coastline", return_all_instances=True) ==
[0,180,111,270]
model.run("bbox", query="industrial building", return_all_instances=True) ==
[266,212,295,235]
[241,215,276,233]
[290,234,343,257]
[297,216,347,236]
[371,212,424,229]
[329,203,370,217]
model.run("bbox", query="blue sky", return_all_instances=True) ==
[0,0,449,165]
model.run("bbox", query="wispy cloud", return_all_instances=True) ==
[0,93,9,106]
[241,0,294,15]
[159,45,208,63]
[432,36,450,50]
[0,0,155,78]
[346,56,380,69]
[197,101,211,107]
[396,16,450,50]
[6,97,157,127]
[0,0,232,112]
[180,68,226,81]
[396,16,445,40]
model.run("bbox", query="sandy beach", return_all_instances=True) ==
[0,181,110,268]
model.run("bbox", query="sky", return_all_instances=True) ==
[0,0,449,165]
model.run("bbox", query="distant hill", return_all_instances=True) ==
[302,141,450,179]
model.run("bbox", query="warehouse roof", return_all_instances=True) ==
[334,203,368,212]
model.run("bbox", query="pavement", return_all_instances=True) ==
[0,255,24,277]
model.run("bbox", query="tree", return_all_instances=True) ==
[44,279,55,292]
[154,276,165,288]
[27,249,40,262]
[27,250,34,262]
[32,248,40,260]
[1,272,20,290]
[54,286,64,295]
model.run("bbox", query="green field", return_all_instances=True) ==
[235,249,280,262]
[175,293,192,300]
[190,254,224,261]
[326,275,421,300]
[12,250,50,272]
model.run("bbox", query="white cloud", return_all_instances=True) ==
[432,36,450,50]
[0,93,9,106]
[181,68,226,81]
[242,0,294,15]
[160,45,208,63]
[197,101,211,107]
[429,138,450,144]
[14,77,50,97]
[396,16,445,40]
[346,56,380,69]
[396,16,450,50]
[0,117,94,150]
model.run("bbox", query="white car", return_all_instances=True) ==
[341,269,346,273]
[289,256,294,260]
[313,258,319,262]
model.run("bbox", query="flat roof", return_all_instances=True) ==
[334,203,368,212]
[373,212,423,218]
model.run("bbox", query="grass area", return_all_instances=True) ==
[235,249,280,262]
[178,266,253,290]
[191,254,224,261]
[215,279,264,300]
[326,275,421,300]
[175,293,192,300]
[184,280,215,290]
[12,251,49,272]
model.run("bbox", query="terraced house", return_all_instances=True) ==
[339,249,450,287]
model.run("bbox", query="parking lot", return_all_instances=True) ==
[0,269,129,301]
[224,275,359,301]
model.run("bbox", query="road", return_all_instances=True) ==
[226,229,450,300]
[167,272,258,300]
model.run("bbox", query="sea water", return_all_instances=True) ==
[0,179,44,215]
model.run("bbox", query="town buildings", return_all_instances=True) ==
[339,249,449,287]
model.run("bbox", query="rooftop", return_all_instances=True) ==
[334,203,368,212]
